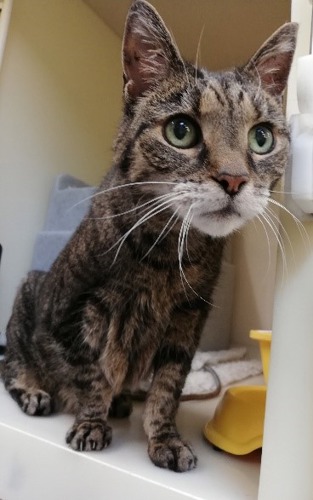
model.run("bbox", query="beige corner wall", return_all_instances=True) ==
[231,219,279,350]
[0,0,122,331]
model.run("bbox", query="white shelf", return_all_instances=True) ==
[0,379,262,500]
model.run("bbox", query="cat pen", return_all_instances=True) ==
[0,0,313,499]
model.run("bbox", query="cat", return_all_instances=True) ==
[2,0,297,472]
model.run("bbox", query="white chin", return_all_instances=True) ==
[192,214,246,238]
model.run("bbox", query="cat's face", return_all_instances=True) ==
[117,0,297,238]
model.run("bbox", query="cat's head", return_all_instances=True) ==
[115,0,297,238]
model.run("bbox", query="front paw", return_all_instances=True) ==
[13,388,53,416]
[148,436,197,472]
[66,419,112,451]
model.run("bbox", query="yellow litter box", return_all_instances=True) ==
[203,330,271,455]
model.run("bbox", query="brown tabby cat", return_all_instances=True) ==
[3,0,297,472]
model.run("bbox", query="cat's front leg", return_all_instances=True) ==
[143,348,196,472]
[143,305,206,472]
[65,380,114,452]
[67,393,133,451]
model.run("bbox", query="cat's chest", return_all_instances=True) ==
[118,256,208,302]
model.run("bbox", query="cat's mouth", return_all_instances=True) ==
[172,181,268,237]
[190,201,248,237]
[200,204,239,219]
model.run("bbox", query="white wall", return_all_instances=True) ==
[0,0,122,332]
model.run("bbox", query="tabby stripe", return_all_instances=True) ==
[119,144,133,173]
[209,84,226,107]
[153,345,191,371]
[197,142,210,167]
[224,91,234,119]
[134,122,150,140]
[194,68,205,80]
[246,150,257,173]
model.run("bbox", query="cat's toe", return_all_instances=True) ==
[11,388,53,416]
[66,419,112,452]
[148,436,197,472]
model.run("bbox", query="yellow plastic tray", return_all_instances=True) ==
[204,385,266,455]
[203,330,272,454]
[250,330,271,383]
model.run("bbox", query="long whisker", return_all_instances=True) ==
[184,208,194,265]
[260,211,288,280]
[178,208,191,298]
[88,191,182,221]
[267,197,311,250]
[68,180,180,211]
[269,189,302,195]
[255,215,272,278]
[109,194,185,265]
[177,205,213,305]
[264,205,295,263]
[194,25,205,86]
[140,208,180,261]
[158,212,180,244]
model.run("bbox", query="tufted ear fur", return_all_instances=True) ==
[122,0,184,99]
[244,22,298,96]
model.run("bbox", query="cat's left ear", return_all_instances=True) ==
[122,0,184,99]
[244,22,298,96]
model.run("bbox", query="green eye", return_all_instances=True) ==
[164,115,200,149]
[248,124,274,155]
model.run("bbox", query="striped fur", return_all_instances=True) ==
[3,1,297,472]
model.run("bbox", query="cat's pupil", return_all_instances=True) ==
[255,127,267,147]
[174,120,189,140]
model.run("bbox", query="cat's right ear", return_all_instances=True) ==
[244,22,298,97]
[122,0,184,99]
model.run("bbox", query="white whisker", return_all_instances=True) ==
[109,194,185,265]
[194,25,205,86]
[68,180,180,211]
[158,212,180,243]
[255,215,272,278]
[177,205,213,305]
[88,191,182,221]
[270,189,300,195]
[264,205,295,263]
[184,209,194,264]
[268,197,311,250]
[178,208,190,298]
[261,211,288,280]
[140,208,180,261]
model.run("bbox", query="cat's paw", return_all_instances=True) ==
[66,419,112,452]
[148,436,197,472]
[11,388,53,416]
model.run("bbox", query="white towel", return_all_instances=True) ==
[137,347,263,400]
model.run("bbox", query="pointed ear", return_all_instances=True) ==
[244,23,298,97]
[122,0,184,99]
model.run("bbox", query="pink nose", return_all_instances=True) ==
[214,173,248,195]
